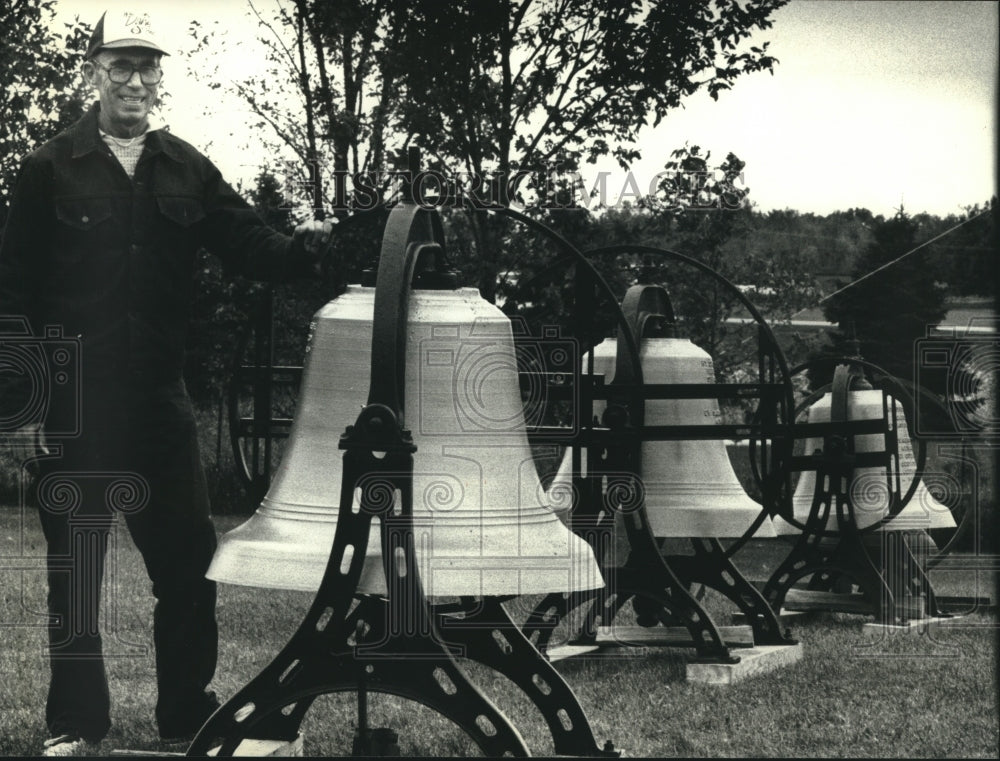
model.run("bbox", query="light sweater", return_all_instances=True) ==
[100,130,147,178]
[98,116,165,178]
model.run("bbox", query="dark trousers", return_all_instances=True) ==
[35,379,218,742]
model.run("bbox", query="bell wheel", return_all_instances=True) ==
[226,287,308,511]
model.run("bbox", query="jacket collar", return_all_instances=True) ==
[71,102,183,163]
[70,104,103,158]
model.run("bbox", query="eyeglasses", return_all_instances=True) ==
[93,62,162,85]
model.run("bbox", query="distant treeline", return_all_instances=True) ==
[182,187,996,407]
[582,202,995,297]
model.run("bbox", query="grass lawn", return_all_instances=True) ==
[1,508,996,757]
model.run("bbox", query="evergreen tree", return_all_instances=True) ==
[820,209,947,383]
[814,209,959,431]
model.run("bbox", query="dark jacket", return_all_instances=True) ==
[0,103,313,426]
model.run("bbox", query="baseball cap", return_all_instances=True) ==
[86,11,170,59]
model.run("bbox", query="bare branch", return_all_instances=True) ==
[231,79,308,163]
[518,9,601,162]
[247,0,300,78]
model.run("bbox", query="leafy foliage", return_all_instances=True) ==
[187,0,408,218]
[183,172,285,404]
[819,209,949,385]
[0,0,90,229]
[182,169,386,406]
[389,0,788,297]
[921,200,997,297]
[188,0,788,298]
[392,0,786,176]
[498,146,820,393]
[645,145,819,376]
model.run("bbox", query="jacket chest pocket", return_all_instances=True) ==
[155,196,206,261]
[55,197,114,232]
[156,196,206,228]
[52,197,117,270]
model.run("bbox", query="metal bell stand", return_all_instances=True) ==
[188,157,617,757]
[761,358,954,626]
[513,248,798,664]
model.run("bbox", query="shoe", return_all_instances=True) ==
[42,735,97,757]
[158,690,221,743]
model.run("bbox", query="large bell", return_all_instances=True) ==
[772,389,958,535]
[207,286,604,596]
[548,337,775,539]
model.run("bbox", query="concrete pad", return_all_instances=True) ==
[593,624,755,648]
[544,643,602,661]
[686,643,804,685]
[861,615,964,636]
[781,588,872,614]
[545,641,668,661]
[112,734,304,757]
[731,609,810,626]
[782,588,926,619]
[934,595,995,613]
[208,736,304,756]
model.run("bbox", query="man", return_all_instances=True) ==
[0,10,335,756]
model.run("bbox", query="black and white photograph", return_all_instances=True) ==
[0,0,996,757]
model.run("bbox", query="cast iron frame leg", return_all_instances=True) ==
[588,562,740,664]
[666,538,796,646]
[187,596,530,757]
[762,519,905,625]
[862,531,952,620]
[522,589,599,653]
[901,532,949,618]
[439,597,617,757]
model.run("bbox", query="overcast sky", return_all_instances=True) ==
[52,0,997,218]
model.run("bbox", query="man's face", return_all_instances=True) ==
[83,48,161,135]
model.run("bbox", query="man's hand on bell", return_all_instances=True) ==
[293,219,338,275]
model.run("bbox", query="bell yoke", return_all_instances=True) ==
[192,163,617,758]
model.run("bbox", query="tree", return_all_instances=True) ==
[182,165,393,407]
[187,0,406,221]
[924,199,997,297]
[818,209,949,389]
[497,144,820,406]
[0,0,90,229]
[635,145,818,379]
[391,0,787,299]
[191,0,788,298]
